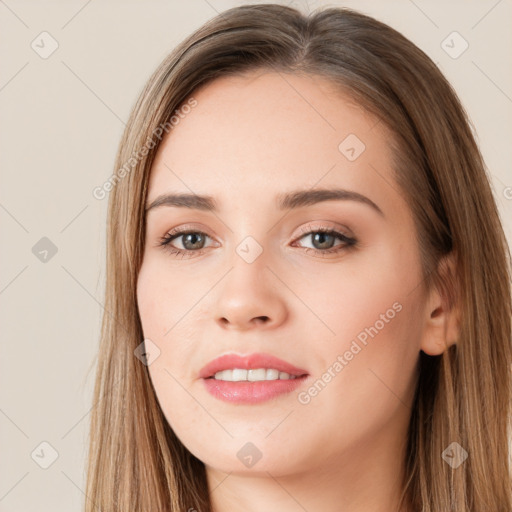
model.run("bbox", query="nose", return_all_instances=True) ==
[214,258,288,331]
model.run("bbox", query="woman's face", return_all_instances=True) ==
[137,70,431,477]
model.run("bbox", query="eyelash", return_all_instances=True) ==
[157,225,357,259]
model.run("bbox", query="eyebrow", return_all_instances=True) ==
[145,188,384,217]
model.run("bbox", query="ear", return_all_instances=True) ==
[420,252,461,356]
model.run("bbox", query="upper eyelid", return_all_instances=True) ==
[296,221,352,236]
[164,219,352,237]
[164,226,349,241]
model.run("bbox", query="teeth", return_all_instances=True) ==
[213,368,298,382]
[248,368,267,381]
[266,369,279,380]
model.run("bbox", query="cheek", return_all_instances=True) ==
[291,235,423,354]
[137,264,216,457]
[147,362,227,467]
[136,256,198,342]
[137,261,162,333]
[296,246,424,434]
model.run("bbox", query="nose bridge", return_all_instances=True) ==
[225,236,270,296]
[226,207,292,289]
[223,207,272,270]
[213,235,287,329]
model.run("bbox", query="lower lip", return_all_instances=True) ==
[202,376,308,404]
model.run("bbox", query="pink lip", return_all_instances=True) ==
[199,352,308,379]
[199,352,309,404]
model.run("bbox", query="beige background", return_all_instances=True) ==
[1,1,511,511]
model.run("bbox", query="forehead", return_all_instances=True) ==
[147,70,396,212]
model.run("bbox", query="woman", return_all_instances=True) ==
[85,4,512,511]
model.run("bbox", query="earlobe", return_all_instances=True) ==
[419,253,461,356]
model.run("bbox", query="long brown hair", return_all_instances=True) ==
[85,4,512,511]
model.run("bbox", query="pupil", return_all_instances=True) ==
[313,232,334,249]
[184,233,204,250]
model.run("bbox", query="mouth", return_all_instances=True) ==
[199,352,309,404]
[199,352,308,379]
[206,368,305,381]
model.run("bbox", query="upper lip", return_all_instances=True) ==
[199,352,309,379]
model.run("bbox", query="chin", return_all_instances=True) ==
[188,438,314,477]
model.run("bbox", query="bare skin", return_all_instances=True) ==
[136,70,459,512]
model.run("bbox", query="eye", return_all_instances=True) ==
[157,227,215,259]
[157,224,358,258]
[292,225,357,256]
